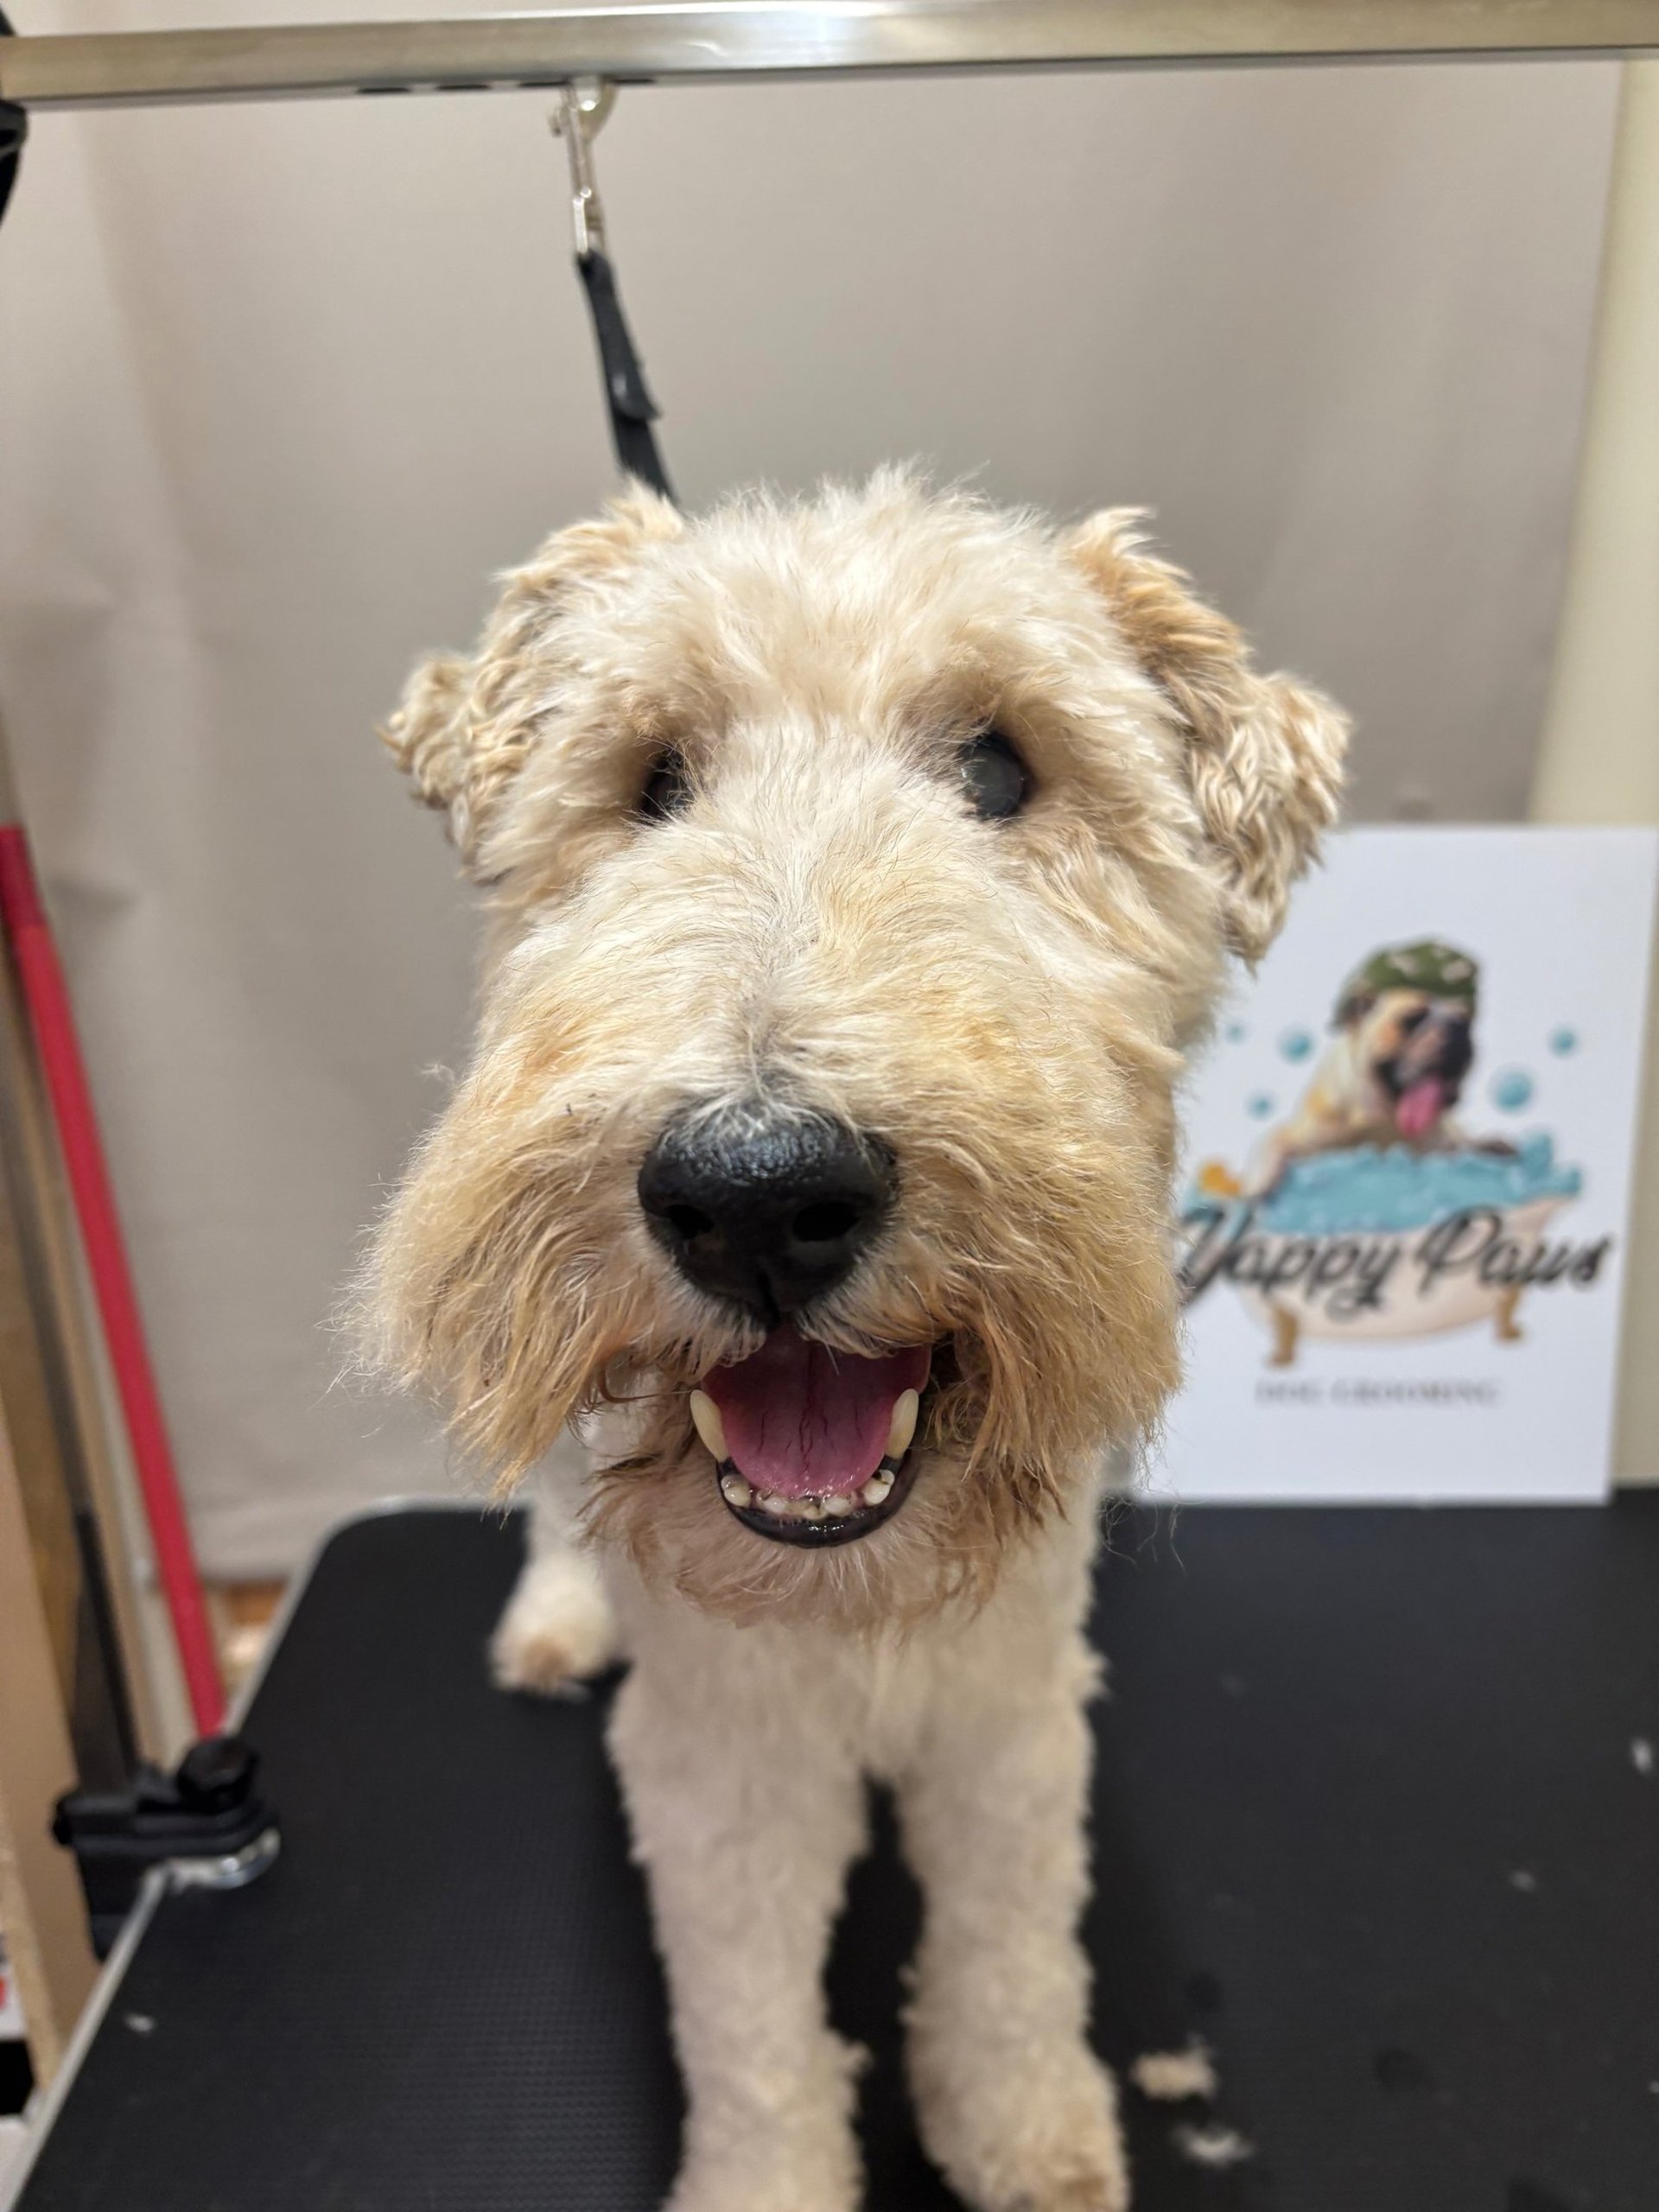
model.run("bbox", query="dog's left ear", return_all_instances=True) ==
[1065,510,1348,963]
[382,485,683,874]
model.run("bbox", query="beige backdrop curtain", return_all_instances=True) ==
[0,3,1620,1571]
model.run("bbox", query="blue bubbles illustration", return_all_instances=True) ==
[1548,1027,1578,1056]
[1278,1027,1314,1063]
[1224,1021,1248,1045]
[1491,1069,1534,1113]
[1255,1134,1581,1236]
[1247,1093,1276,1120]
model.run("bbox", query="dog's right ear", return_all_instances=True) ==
[381,485,683,874]
[1064,510,1348,963]
[1332,987,1376,1030]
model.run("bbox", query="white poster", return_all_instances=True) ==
[1159,828,1658,1502]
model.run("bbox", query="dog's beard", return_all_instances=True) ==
[582,1325,1116,1630]
[361,1030,1185,1629]
[578,1240,1179,1630]
[366,1155,1178,1628]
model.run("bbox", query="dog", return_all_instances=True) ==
[1242,939,1480,1198]
[363,474,1346,2212]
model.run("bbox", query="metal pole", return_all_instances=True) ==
[3,2,1659,111]
[0,1374,99,2086]
[0,803,226,1738]
[0,725,172,1767]
[1532,60,1659,1484]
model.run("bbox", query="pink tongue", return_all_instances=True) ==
[703,1330,932,1499]
[1395,1077,1447,1141]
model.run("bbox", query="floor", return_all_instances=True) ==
[204,1580,286,1697]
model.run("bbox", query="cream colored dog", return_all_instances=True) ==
[364,474,1345,2212]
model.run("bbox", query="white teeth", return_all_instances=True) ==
[690,1390,728,1463]
[741,1484,887,1523]
[887,1389,919,1461]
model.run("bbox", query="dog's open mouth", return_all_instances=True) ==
[1394,1074,1452,1141]
[690,1327,932,1547]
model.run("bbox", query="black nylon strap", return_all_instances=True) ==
[575,246,675,504]
[0,5,25,233]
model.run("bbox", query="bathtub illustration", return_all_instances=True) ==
[1181,1135,1589,1366]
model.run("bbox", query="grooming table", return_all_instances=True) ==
[7,1499,1656,2212]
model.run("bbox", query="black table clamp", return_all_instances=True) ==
[54,1736,281,1958]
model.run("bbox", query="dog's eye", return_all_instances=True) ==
[1397,1007,1428,1033]
[639,749,692,822]
[958,730,1029,821]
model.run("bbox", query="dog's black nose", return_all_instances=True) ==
[638,1109,895,1317]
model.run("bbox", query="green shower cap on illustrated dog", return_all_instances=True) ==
[1344,940,1479,1007]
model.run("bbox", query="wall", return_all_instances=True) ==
[0,3,1621,1567]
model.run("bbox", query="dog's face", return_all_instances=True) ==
[365,476,1344,1625]
[1339,987,1475,1141]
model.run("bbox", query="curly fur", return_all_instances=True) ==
[1065,509,1344,962]
[361,472,1345,2212]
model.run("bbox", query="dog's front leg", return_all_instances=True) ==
[491,1438,620,1694]
[897,1630,1128,2212]
[610,1656,868,2212]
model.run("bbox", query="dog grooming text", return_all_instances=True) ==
[361,475,1346,2212]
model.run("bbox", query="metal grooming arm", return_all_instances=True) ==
[3,3,1659,110]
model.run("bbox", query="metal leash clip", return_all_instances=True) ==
[550,76,617,260]
[547,74,674,502]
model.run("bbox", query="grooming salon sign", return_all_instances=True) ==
[1157,828,1658,1502]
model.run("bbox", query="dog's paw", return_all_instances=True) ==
[913,2040,1130,2212]
[490,1548,619,1694]
[663,2138,860,2212]
[664,2171,854,2212]
[975,2139,1129,2212]
[1006,2182,1128,2212]
[964,2133,1130,2212]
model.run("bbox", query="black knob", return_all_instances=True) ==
[177,1735,257,1815]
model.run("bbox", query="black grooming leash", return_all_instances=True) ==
[0,5,26,233]
[555,80,675,505]
[574,247,673,501]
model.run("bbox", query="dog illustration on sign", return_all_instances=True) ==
[1184,940,1599,1366]
[1243,939,1480,1190]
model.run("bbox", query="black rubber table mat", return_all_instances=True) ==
[16,1500,1659,2212]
